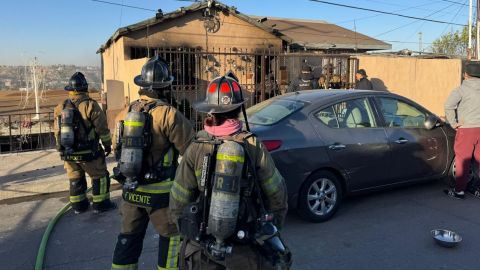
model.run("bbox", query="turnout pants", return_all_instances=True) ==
[180,240,275,270]
[112,201,180,270]
[64,153,111,211]
[454,127,480,192]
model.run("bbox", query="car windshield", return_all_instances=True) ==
[243,98,305,125]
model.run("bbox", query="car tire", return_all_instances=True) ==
[297,171,342,223]
[445,158,478,188]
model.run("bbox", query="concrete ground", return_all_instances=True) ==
[1,179,479,270]
[0,149,117,203]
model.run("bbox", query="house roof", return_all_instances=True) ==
[98,1,390,53]
[97,1,291,53]
[252,16,391,50]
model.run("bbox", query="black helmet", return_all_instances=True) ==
[193,74,245,113]
[134,55,174,89]
[465,61,480,78]
[64,72,88,92]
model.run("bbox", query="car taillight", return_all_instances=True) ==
[262,140,282,152]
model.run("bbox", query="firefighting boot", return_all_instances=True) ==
[91,174,116,213]
[69,177,89,214]
[93,200,117,214]
[74,199,89,215]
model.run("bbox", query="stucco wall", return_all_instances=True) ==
[123,10,282,51]
[101,10,284,125]
[356,55,462,116]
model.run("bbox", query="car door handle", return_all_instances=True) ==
[329,144,346,150]
[394,138,409,144]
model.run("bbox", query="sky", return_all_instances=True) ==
[0,0,473,66]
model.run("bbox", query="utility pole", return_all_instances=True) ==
[418,32,423,55]
[477,0,480,59]
[469,0,473,59]
[354,20,358,52]
[32,57,40,120]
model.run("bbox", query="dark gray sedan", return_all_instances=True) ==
[245,90,456,222]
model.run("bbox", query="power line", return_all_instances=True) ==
[403,2,457,41]
[375,2,456,37]
[358,0,466,16]
[440,0,468,35]
[309,0,467,26]
[438,0,476,7]
[334,1,450,25]
[91,0,156,12]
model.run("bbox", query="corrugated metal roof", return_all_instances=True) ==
[98,1,390,53]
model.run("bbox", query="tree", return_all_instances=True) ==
[431,25,476,56]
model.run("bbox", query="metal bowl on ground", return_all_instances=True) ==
[431,229,462,248]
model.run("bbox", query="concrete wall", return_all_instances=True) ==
[356,55,462,116]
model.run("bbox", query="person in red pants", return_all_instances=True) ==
[444,61,480,199]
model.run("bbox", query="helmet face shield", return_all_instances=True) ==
[193,75,245,113]
[134,55,174,89]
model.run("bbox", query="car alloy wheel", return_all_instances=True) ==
[446,159,478,189]
[298,170,342,222]
[307,178,337,216]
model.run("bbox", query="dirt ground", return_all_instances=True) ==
[0,89,100,115]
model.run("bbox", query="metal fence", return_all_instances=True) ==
[1,49,359,153]
[0,112,55,153]
[148,47,359,129]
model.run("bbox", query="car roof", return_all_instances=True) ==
[278,89,433,115]
[280,89,379,104]
[282,89,412,102]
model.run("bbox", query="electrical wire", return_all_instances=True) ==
[371,2,455,38]
[91,0,156,12]
[309,0,467,26]
[402,2,457,41]
[438,0,476,7]
[357,0,465,16]
[334,1,446,25]
[440,0,469,35]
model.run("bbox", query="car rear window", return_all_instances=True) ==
[244,98,305,125]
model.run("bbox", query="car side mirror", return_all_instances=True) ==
[425,115,441,130]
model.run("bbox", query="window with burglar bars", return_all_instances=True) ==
[125,47,358,130]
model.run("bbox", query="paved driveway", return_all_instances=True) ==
[1,180,479,270]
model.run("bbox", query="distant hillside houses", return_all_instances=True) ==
[0,65,102,91]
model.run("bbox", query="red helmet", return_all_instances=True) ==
[193,74,245,113]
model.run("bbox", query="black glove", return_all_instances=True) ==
[104,145,112,157]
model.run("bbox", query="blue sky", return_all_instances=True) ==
[0,0,472,66]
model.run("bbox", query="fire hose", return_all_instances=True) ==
[34,187,92,270]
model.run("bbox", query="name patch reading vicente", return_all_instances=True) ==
[124,191,151,205]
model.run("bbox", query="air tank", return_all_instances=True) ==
[119,111,145,188]
[208,140,244,242]
[60,108,75,153]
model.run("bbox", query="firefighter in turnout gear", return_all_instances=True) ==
[111,56,195,270]
[53,72,115,214]
[170,74,291,270]
[286,63,315,93]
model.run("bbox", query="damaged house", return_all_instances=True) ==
[98,0,390,127]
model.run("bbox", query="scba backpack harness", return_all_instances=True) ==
[178,131,291,267]
[113,99,176,208]
[57,97,99,162]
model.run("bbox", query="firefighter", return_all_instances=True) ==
[170,74,291,270]
[54,72,116,214]
[286,63,316,93]
[111,55,195,270]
